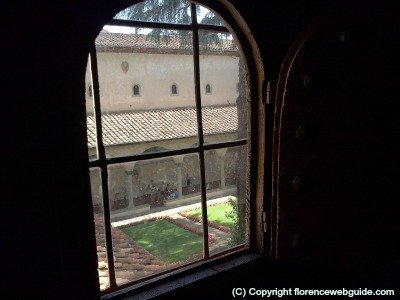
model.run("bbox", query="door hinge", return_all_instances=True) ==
[262,211,270,233]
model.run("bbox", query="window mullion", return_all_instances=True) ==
[89,48,117,289]
[191,3,210,259]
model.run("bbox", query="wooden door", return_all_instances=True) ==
[272,13,400,273]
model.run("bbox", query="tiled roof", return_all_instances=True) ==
[95,30,238,53]
[87,105,238,148]
[94,214,167,288]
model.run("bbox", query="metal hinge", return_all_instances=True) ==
[262,211,270,233]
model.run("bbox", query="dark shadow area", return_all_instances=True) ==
[1,0,399,299]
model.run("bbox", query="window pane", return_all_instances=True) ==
[95,28,198,158]
[86,57,98,161]
[90,168,110,291]
[114,0,191,24]
[199,30,247,144]
[196,4,225,26]
[107,154,204,286]
[203,145,249,256]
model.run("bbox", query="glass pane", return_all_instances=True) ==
[114,0,191,24]
[203,145,249,256]
[199,30,247,144]
[86,56,98,161]
[89,167,110,291]
[196,4,225,26]
[95,28,198,158]
[107,154,204,286]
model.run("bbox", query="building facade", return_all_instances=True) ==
[86,29,245,220]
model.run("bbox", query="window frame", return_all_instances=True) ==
[86,0,266,297]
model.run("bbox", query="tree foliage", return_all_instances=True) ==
[117,0,191,24]
[115,0,229,48]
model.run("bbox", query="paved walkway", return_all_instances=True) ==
[112,196,234,227]
[167,213,230,254]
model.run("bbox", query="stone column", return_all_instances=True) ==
[125,162,136,208]
[98,185,103,204]
[173,156,184,199]
[216,148,228,189]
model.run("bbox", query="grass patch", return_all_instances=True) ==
[121,219,203,263]
[189,203,237,228]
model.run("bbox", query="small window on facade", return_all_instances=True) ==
[88,84,93,97]
[133,84,140,96]
[171,83,178,95]
[205,83,212,94]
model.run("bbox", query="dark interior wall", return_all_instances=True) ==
[1,1,399,299]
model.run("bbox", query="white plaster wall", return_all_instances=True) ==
[86,52,240,112]
[199,54,240,106]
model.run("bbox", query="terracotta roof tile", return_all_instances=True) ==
[87,105,238,148]
[95,30,238,53]
[94,215,167,290]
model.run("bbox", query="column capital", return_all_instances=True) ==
[216,148,228,158]
[125,168,138,176]
[173,156,184,165]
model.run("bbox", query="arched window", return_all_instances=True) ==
[205,83,212,94]
[85,0,263,294]
[132,84,140,96]
[88,84,93,97]
[171,83,178,95]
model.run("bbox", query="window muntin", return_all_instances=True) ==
[87,0,249,293]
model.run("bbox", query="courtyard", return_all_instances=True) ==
[95,197,240,289]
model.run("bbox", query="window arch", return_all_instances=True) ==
[85,0,264,294]
[132,83,140,96]
[170,83,178,95]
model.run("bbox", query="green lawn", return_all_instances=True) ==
[121,219,203,263]
[189,203,237,228]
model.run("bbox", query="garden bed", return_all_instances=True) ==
[121,219,204,264]
[180,202,237,233]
